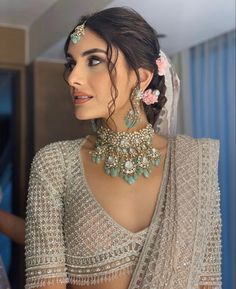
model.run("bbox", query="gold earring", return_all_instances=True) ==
[124,86,143,128]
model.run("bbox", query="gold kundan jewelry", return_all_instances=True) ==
[89,123,161,184]
[124,86,143,128]
[70,21,86,44]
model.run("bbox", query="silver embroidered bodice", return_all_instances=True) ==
[25,137,149,288]
[64,138,149,284]
[25,135,222,289]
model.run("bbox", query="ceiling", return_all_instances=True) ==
[0,0,59,27]
[0,0,235,59]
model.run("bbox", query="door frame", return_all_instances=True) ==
[0,63,27,289]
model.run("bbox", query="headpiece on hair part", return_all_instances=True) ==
[70,21,86,44]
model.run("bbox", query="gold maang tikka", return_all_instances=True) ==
[70,21,86,44]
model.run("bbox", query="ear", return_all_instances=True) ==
[138,68,153,91]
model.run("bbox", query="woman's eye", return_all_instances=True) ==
[64,61,75,71]
[88,57,101,66]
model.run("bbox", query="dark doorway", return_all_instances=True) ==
[0,69,25,289]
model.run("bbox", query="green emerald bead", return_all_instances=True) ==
[127,176,135,185]
[111,168,118,177]
[125,119,135,129]
[137,170,142,176]
[137,168,143,175]
[124,175,129,181]
[95,157,101,164]
[92,156,96,162]
[143,169,150,178]
[155,158,161,165]
[72,35,80,43]
[105,168,111,175]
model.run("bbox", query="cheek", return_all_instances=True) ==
[88,69,112,98]
[116,71,134,103]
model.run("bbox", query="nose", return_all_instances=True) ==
[67,65,84,88]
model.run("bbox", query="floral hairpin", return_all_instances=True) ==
[141,55,169,105]
[156,55,169,76]
[142,89,160,105]
[70,21,86,44]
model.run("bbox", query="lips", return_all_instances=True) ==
[72,90,93,105]
[73,90,93,101]
[74,95,93,99]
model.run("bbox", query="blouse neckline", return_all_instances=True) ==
[78,135,171,237]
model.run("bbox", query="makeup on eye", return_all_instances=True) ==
[64,59,76,70]
[66,48,107,59]
[87,55,105,66]
[64,54,106,71]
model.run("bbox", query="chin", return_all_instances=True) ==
[74,107,107,121]
[74,111,98,121]
[74,114,91,121]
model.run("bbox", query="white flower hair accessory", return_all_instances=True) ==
[156,55,170,76]
[141,52,171,106]
[142,89,160,105]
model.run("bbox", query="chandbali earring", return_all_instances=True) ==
[124,86,143,128]
[123,53,168,129]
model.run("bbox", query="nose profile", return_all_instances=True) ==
[67,65,83,88]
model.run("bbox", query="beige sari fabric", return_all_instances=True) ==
[24,134,221,289]
[127,135,222,289]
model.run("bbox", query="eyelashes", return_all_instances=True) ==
[88,56,102,66]
[64,60,75,71]
[64,55,104,71]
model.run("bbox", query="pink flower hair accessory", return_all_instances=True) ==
[142,89,160,105]
[156,56,169,76]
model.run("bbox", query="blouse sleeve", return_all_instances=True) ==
[198,139,222,289]
[25,142,68,289]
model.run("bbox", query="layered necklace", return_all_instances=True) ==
[89,123,161,185]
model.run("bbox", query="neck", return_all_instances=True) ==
[100,108,150,133]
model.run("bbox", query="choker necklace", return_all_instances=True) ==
[89,123,161,185]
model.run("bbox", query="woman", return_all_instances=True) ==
[24,7,222,289]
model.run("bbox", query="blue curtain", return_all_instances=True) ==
[0,166,12,273]
[0,73,13,274]
[189,30,235,289]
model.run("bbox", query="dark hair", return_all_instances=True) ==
[63,7,167,129]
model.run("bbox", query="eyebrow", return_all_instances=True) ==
[66,48,107,59]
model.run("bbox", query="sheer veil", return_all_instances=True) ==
[153,50,180,137]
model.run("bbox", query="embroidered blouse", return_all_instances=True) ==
[24,134,222,289]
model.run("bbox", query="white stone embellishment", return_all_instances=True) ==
[107,156,114,163]
[125,161,133,169]
[89,123,162,184]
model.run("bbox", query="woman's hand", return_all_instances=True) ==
[0,209,25,245]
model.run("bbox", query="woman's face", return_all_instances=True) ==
[66,28,137,122]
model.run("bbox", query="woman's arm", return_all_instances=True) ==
[0,209,25,245]
[33,285,66,289]
[25,142,68,289]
